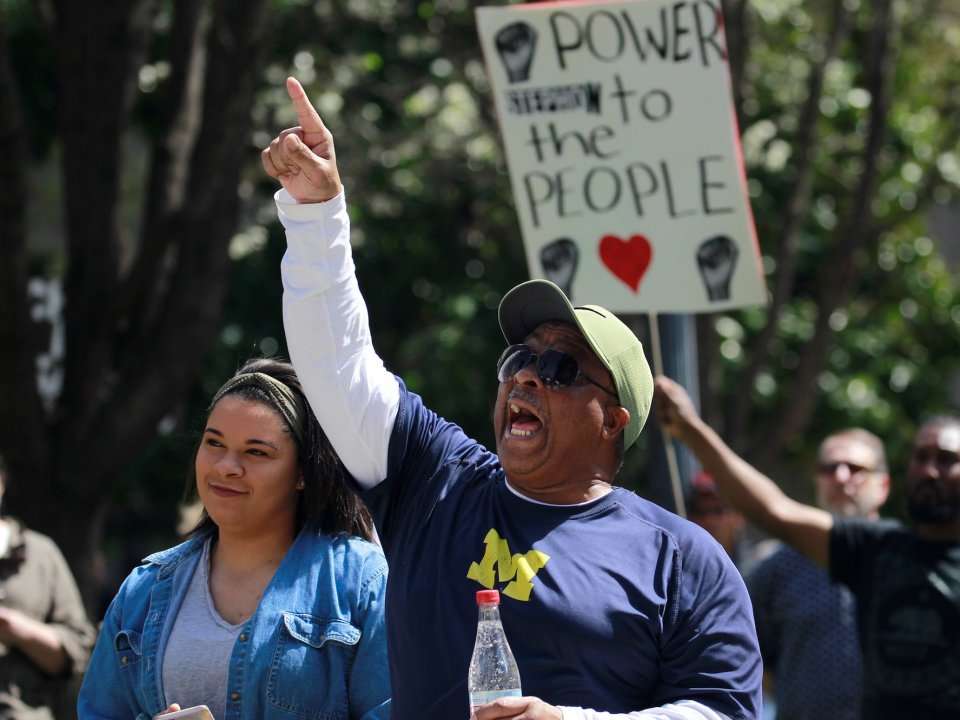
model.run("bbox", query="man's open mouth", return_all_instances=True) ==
[508,400,543,438]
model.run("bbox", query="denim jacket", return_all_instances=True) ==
[78,526,390,720]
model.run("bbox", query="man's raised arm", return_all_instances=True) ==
[654,376,832,568]
[263,77,399,487]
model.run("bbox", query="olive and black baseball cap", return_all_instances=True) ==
[498,279,654,450]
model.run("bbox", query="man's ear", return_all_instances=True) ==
[602,405,630,441]
[877,472,892,506]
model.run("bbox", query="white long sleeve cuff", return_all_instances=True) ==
[561,700,731,720]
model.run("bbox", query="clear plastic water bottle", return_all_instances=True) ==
[468,589,522,711]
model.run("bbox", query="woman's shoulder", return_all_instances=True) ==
[118,535,206,598]
[299,527,384,558]
[295,528,387,581]
[143,533,206,564]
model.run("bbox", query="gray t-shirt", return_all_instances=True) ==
[746,543,861,719]
[162,539,243,720]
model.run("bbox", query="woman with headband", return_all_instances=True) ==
[78,358,390,720]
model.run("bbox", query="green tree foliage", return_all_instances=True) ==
[714,0,960,505]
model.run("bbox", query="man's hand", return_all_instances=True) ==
[654,375,703,444]
[0,606,33,645]
[471,696,563,720]
[0,607,68,674]
[261,77,342,203]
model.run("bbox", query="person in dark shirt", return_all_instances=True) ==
[262,76,762,720]
[656,376,960,719]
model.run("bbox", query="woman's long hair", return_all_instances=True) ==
[185,357,375,542]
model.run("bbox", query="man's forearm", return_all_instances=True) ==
[7,617,69,675]
[655,375,832,565]
[679,416,792,536]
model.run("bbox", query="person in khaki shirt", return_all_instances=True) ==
[0,460,95,719]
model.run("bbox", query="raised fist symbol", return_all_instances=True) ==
[540,238,578,300]
[495,22,537,84]
[696,235,739,302]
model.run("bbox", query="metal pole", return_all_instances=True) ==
[626,313,700,516]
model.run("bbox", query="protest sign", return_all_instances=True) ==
[476,0,767,312]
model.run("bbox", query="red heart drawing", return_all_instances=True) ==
[598,234,653,293]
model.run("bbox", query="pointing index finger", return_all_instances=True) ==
[286,77,325,134]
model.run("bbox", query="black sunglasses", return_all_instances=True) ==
[816,461,879,476]
[496,344,617,398]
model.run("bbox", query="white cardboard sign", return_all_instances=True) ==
[476,0,767,312]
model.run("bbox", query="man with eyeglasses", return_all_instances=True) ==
[746,430,889,720]
[264,78,761,720]
[655,376,960,719]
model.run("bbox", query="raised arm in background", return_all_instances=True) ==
[654,376,833,567]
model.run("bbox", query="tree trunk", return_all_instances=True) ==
[0,10,51,502]
[0,0,271,607]
[751,0,897,466]
[726,0,851,452]
[14,475,109,610]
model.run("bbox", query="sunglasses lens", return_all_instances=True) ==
[818,462,871,475]
[538,350,580,387]
[497,346,534,382]
[496,346,582,388]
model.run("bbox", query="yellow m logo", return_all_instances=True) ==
[466,528,550,602]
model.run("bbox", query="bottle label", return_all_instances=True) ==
[469,688,522,709]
